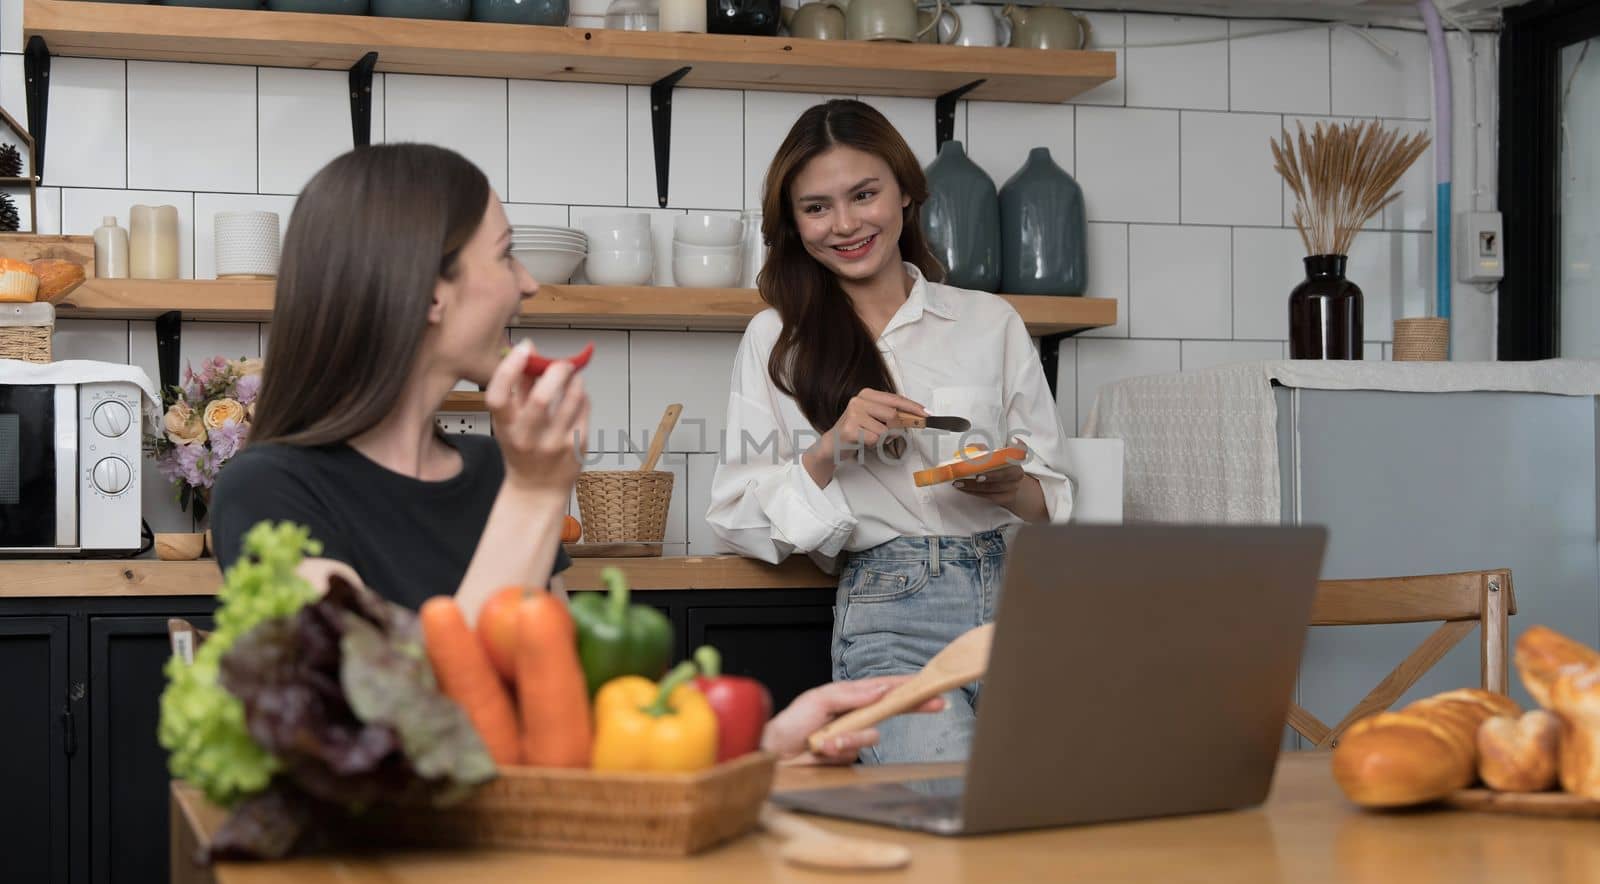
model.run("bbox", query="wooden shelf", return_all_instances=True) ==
[0,555,832,598]
[24,0,1115,103]
[56,277,1118,335]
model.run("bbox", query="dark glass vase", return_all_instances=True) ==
[707,0,781,34]
[922,140,1002,292]
[1288,254,1363,359]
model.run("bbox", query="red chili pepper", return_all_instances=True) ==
[512,341,595,379]
[692,645,772,762]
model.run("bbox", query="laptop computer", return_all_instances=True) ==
[771,523,1328,836]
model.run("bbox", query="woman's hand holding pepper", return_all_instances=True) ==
[485,340,590,497]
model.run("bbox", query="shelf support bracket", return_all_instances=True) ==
[349,52,379,148]
[650,66,692,209]
[934,80,984,152]
[24,36,50,182]
[1039,330,1079,402]
[156,310,182,400]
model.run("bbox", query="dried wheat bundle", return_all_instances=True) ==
[1270,120,1431,257]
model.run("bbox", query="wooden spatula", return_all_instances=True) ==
[807,622,994,754]
[761,804,911,871]
[640,403,682,472]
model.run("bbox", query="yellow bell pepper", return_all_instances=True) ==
[592,661,719,773]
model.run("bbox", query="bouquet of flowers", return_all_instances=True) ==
[145,355,263,521]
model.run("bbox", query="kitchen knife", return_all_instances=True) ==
[892,411,971,432]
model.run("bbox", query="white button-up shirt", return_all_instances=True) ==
[707,265,1075,570]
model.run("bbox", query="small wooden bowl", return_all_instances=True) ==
[155,532,206,561]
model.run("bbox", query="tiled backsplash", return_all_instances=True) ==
[0,3,1500,551]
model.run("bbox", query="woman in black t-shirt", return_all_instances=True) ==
[210,143,587,618]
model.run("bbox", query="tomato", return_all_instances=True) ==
[562,515,582,544]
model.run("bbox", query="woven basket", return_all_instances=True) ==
[347,752,776,857]
[1393,317,1450,361]
[0,302,53,363]
[576,469,674,543]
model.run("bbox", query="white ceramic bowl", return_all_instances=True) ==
[673,252,741,288]
[585,249,655,286]
[674,213,743,247]
[584,227,653,250]
[672,240,741,258]
[512,246,586,284]
[514,235,588,248]
[581,213,652,233]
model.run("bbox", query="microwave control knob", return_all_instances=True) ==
[92,400,132,438]
[92,456,132,496]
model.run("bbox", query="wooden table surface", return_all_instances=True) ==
[170,752,1600,883]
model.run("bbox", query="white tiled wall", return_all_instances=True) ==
[0,2,1498,548]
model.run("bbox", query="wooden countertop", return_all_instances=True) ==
[171,753,1600,883]
[0,556,833,598]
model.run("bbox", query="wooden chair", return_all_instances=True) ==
[1288,569,1516,749]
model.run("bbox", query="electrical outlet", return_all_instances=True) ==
[1456,211,1504,285]
[436,413,491,436]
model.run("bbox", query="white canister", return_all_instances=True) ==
[658,0,705,32]
[215,210,282,278]
[129,205,180,280]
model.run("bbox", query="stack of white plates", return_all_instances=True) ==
[511,225,587,284]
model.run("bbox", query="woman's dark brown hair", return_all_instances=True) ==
[249,143,490,447]
[758,99,943,435]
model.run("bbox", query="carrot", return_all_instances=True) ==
[419,596,522,766]
[516,592,593,767]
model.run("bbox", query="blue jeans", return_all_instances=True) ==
[831,529,1008,765]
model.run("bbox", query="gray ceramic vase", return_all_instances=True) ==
[999,146,1086,296]
[473,0,568,24]
[921,140,1001,293]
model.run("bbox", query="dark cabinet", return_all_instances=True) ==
[91,615,213,884]
[0,617,71,884]
[686,605,834,712]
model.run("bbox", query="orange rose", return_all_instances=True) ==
[163,402,206,445]
[203,398,246,429]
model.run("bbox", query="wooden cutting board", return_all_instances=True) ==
[563,542,662,558]
[0,234,94,272]
[1444,789,1600,818]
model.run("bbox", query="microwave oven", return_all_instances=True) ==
[0,379,144,555]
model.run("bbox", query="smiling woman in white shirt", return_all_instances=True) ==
[706,99,1076,765]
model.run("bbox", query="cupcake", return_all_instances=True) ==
[0,257,39,302]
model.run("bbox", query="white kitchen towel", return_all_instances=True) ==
[1082,359,1600,525]
[0,358,164,435]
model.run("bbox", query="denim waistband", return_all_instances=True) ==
[846,529,1009,565]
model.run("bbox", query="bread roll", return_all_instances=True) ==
[1546,664,1600,797]
[30,258,85,302]
[1516,625,1600,708]
[1477,711,1560,792]
[1332,688,1520,807]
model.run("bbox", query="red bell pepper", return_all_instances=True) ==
[693,645,772,762]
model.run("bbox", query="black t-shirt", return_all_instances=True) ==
[210,434,572,611]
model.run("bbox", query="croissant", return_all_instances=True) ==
[1332,688,1520,807]
[1477,711,1561,792]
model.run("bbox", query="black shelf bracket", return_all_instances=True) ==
[155,310,183,399]
[1039,330,1077,401]
[650,66,692,209]
[24,36,50,182]
[934,79,984,152]
[349,52,379,148]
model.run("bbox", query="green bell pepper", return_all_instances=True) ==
[570,566,674,697]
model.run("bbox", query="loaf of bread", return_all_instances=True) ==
[30,258,85,303]
[1516,625,1600,708]
[1331,688,1521,807]
[1477,711,1561,792]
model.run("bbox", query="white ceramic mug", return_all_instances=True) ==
[950,2,1006,47]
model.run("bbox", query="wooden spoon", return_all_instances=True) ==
[761,804,911,871]
[807,622,994,754]
[640,403,682,472]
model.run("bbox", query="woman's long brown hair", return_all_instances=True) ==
[248,143,490,447]
[757,99,942,435]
